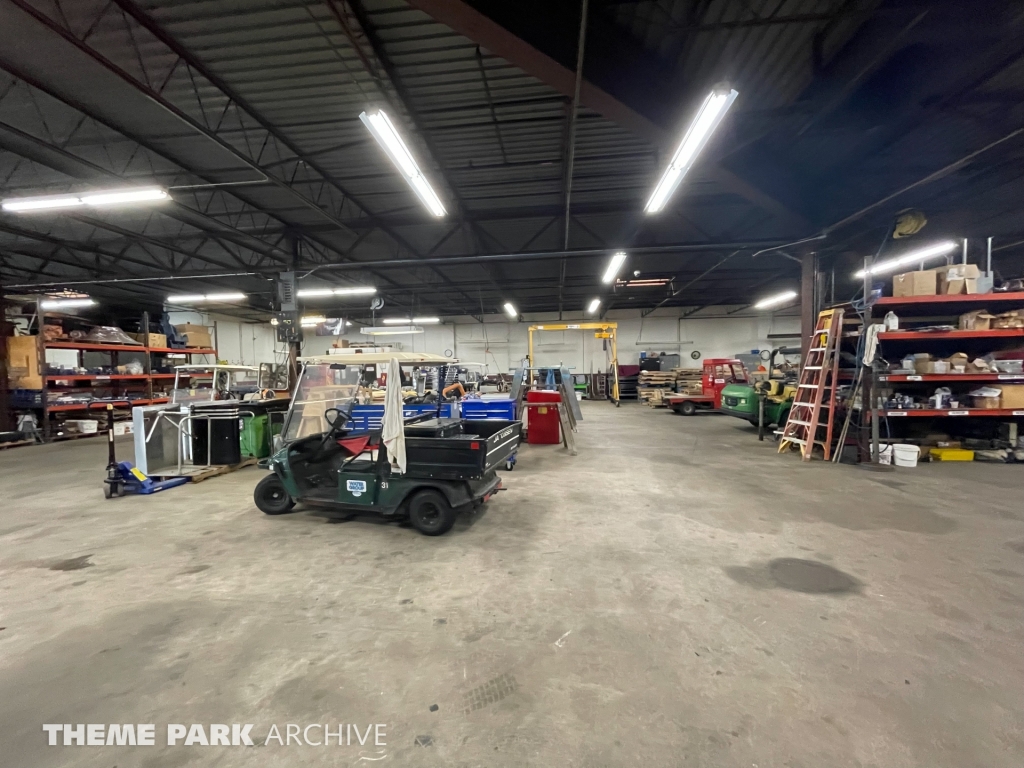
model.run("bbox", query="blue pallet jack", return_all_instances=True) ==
[103,404,188,498]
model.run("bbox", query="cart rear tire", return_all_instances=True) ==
[103,483,113,500]
[255,474,295,515]
[408,489,457,536]
[677,400,697,416]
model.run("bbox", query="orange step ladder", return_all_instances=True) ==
[778,308,844,461]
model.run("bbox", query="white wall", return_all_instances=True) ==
[166,310,287,367]
[299,307,801,374]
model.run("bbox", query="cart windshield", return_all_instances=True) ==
[280,362,363,442]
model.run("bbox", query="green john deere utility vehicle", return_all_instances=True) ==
[720,347,801,430]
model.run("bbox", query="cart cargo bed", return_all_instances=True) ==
[398,419,521,481]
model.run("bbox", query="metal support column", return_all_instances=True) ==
[800,251,817,363]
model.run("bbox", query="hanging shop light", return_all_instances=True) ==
[359,109,446,217]
[602,251,628,284]
[360,326,425,335]
[166,292,247,303]
[300,315,328,326]
[587,298,601,314]
[644,87,739,214]
[382,316,440,325]
[40,298,96,309]
[853,240,959,278]
[753,290,799,310]
[2,187,169,212]
[503,302,518,318]
[296,286,377,298]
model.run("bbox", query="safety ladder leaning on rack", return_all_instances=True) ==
[778,308,845,461]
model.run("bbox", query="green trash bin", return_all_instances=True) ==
[240,414,269,458]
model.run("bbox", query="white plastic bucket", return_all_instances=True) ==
[877,444,893,465]
[893,444,920,468]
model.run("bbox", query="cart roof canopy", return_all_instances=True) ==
[298,352,453,365]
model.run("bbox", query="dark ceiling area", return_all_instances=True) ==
[2,0,1024,321]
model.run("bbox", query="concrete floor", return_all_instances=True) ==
[1,401,1023,767]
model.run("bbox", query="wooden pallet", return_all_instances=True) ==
[638,388,669,407]
[150,457,258,483]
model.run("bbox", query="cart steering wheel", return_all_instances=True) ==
[310,406,352,461]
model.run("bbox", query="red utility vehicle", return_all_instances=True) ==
[663,358,749,415]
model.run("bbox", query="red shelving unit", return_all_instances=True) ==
[868,293,1024,459]
[884,408,1024,418]
[878,329,1024,341]
[29,335,217,441]
[880,373,1024,383]
[46,374,151,382]
[45,342,149,352]
[874,291,1024,308]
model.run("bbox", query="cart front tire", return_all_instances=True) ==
[408,489,457,536]
[103,483,113,500]
[255,474,295,515]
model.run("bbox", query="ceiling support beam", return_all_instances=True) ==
[328,0,504,313]
[405,0,811,233]
[558,0,590,320]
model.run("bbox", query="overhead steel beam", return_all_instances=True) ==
[0,109,291,268]
[3,0,459,282]
[558,0,590,319]
[405,0,811,233]
[303,239,787,273]
[328,0,505,313]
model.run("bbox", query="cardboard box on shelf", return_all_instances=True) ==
[173,324,213,349]
[130,332,168,348]
[946,352,969,373]
[991,310,1024,329]
[893,269,937,297]
[972,395,1001,409]
[1000,384,1024,409]
[959,310,994,331]
[42,323,64,341]
[65,419,99,434]
[937,264,981,295]
[6,335,43,389]
[912,353,932,374]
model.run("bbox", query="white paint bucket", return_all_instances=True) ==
[893,444,920,468]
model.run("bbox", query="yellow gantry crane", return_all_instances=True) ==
[526,322,620,404]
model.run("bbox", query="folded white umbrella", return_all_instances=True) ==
[381,357,406,474]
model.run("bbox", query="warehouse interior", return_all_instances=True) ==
[2,0,1024,764]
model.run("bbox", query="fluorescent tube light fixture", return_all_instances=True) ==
[359,109,446,217]
[40,298,96,309]
[753,290,798,310]
[503,302,518,318]
[296,286,376,298]
[2,187,168,213]
[300,315,327,326]
[644,88,738,214]
[587,298,601,314]
[166,292,246,303]
[602,251,627,284]
[853,240,959,278]
[80,188,168,206]
[381,316,439,325]
[360,326,425,335]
